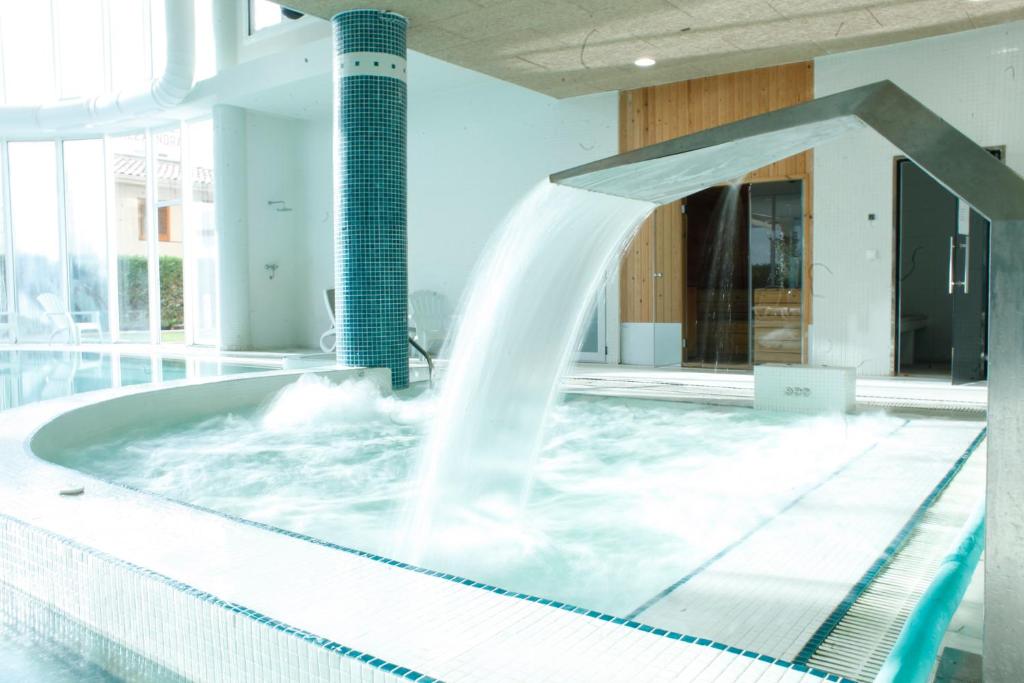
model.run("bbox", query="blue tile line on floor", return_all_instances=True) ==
[0,512,440,683]
[793,425,988,666]
[623,418,914,620]
[51,476,860,682]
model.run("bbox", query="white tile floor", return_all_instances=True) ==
[567,365,987,413]
[633,418,984,663]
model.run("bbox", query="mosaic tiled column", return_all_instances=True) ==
[332,10,409,388]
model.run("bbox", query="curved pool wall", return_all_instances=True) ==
[0,368,845,682]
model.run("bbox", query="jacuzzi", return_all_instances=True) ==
[0,366,983,682]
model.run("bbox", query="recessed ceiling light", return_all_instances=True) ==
[634,57,656,67]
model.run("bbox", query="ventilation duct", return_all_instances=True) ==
[0,0,195,133]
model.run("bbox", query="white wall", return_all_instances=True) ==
[244,110,306,350]
[294,53,619,350]
[812,21,1024,375]
[298,117,334,350]
[406,70,618,311]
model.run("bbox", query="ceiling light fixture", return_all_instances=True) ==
[634,57,656,67]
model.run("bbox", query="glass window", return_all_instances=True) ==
[750,180,803,365]
[8,142,62,341]
[63,139,109,341]
[108,0,152,92]
[112,134,150,342]
[0,1,56,104]
[54,0,105,99]
[188,119,218,345]
[249,0,283,34]
[154,127,183,343]
[0,151,9,341]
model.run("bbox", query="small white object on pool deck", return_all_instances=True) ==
[58,486,84,496]
[754,365,856,414]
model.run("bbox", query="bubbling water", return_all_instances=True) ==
[402,182,657,561]
[63,376,905,615]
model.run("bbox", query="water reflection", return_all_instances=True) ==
[0,349,265,412]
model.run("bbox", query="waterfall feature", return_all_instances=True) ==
[401,182,655,562]
[697,181,744,369]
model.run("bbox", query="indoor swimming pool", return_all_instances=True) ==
[53,375,935,617]
[0,616,181,683]
[0,349,270,412]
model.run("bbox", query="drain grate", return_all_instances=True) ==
[805,445,986,682]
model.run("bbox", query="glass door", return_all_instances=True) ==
[950,201,990,384]
[63,139,110,342]
[111,133,152,342]
[7,141,63,342]
[683,184,749,369]
[153,126,184,344]
[576,283,606,363]
[185,119,219,346]
[749,181,804,365]
[0,148,11,342]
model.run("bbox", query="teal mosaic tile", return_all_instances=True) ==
[333,10,409,388]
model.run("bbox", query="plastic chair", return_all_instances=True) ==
[409,290,449,356]
[319,288,336,353]
[37,293,102,344]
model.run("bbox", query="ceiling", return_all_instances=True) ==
[275,0,1024,98]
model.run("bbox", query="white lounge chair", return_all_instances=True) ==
[37,293,102,344]
[319,288,336,353]
[409,290,449,356]
[0,311,15,342]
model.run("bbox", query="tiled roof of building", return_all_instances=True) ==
[113,154,213,186]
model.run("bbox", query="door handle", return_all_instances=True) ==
[652,272,663,278]
[947,235,970,295]
[962,234,970,294]
[948,236,955,294]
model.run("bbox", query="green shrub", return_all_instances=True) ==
[117,255,184,330]
[159,256,184,330]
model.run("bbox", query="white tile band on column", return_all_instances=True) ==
[337,52,408,82]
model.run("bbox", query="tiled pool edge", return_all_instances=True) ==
[2,367,855,682]
[0,506,854,683]
[0,512,435,682]
[793,426,988,665]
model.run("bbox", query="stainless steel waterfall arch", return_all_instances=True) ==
[550,80,1024,682]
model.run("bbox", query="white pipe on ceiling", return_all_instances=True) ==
[0,0,195,133]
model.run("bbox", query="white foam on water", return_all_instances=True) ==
[64,377,907,615]
[402,181,657,561]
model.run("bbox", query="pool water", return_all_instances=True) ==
[0,348,270,682]
[61,375,906,616]
[0,349,267,412]
[0,606,183,683]
[0,623,119,683]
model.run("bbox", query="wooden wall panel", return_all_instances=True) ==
[654,201,684,323]
[620,220,653,323]
[617,62,815,360]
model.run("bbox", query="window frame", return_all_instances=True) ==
[0,118,216,346]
